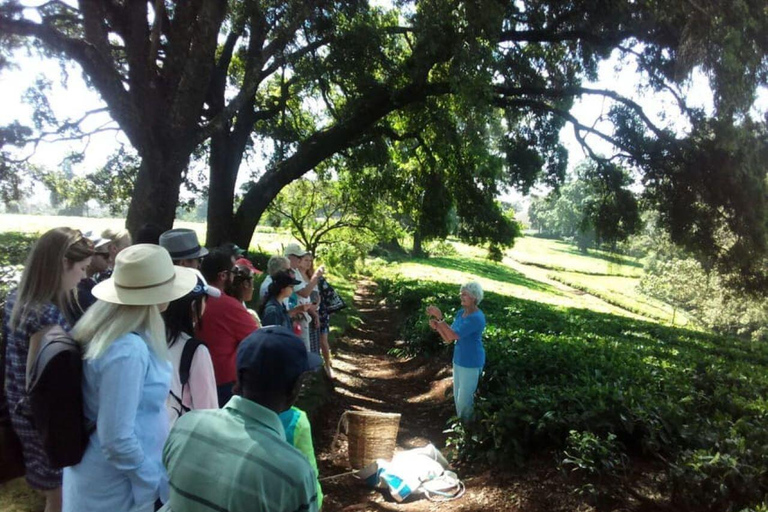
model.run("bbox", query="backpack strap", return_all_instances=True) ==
[180,337,205,388]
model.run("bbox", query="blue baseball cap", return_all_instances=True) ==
[236,326,322,391]
[188,271,221,298]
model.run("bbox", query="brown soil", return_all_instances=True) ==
[315,280,667,512]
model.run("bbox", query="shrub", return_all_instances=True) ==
[0,232,37,325]
[0,232,38,267]
[669,415,768,512]
[424,239,458,257]
[317,242,361,276]
[487,244,503,262]
[560,430,628,503]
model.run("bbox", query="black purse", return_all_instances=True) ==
[0,330,25,484]
[320,278,346,314]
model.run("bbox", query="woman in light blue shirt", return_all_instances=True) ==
[63,244,197,512]
[427,282,486,422]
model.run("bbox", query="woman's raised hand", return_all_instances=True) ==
[426,305,442,319]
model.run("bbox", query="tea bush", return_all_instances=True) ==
[560,430,628,503]
[374,272,768,510]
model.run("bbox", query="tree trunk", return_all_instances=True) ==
[205,105,259,247]
[125,150,187,237]
[231,170,288,248]
[205,131,238,247]
[413,230,424,257]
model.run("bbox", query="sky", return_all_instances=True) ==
[1,34,766,209]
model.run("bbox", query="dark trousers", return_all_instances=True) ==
[217,382,235,407]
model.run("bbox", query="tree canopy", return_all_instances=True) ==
[528,161,642,252]
[0,0,766,287]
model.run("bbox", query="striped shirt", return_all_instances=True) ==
[161,396,319,512]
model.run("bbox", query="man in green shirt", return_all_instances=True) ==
[161,326,322,512]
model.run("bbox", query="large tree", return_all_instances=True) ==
[1,0,766,286]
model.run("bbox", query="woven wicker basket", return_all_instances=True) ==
[344,411,401,469]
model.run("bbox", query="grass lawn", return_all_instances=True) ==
[0,479,44,512]
[0,214,295,253]
[508,235,644,277]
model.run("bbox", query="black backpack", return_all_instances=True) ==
[168,337,206,419]
[26,325,93,468]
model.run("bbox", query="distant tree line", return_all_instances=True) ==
[528,161,641,252]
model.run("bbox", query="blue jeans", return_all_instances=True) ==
[453,363,482,422]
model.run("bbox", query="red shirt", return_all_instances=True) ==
[196,289,258,385]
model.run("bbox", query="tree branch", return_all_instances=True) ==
[495,97,631,155]
[499,29,634,46]
[494,85,676,141]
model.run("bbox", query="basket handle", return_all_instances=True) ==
[332,411,350,449]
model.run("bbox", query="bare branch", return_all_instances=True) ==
[261,37,329,79]
[686,0,709,16]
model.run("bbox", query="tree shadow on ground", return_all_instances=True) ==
[412,257,562,295]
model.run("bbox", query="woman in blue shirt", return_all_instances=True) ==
[63,244,197,512]
[258,270,302,330]
[426,282,486,422]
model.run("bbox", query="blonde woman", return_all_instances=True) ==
[62,244,196,512]
[99,228,132,279]
[3,228,93,512]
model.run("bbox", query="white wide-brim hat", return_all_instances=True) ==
[93,244,198,305]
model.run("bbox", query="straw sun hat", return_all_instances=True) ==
[92,244,197,306]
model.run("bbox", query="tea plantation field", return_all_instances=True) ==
[371,239,768,511]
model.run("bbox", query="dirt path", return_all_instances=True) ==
[314,280,576,512]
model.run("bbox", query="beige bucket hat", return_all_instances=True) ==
[92,244,197,305]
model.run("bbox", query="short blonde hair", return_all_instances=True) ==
[460,282,484,305]
[102,228,132,251]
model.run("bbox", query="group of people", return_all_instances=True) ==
[2,226,336,512]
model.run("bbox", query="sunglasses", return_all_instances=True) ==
[67,230,95,253]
